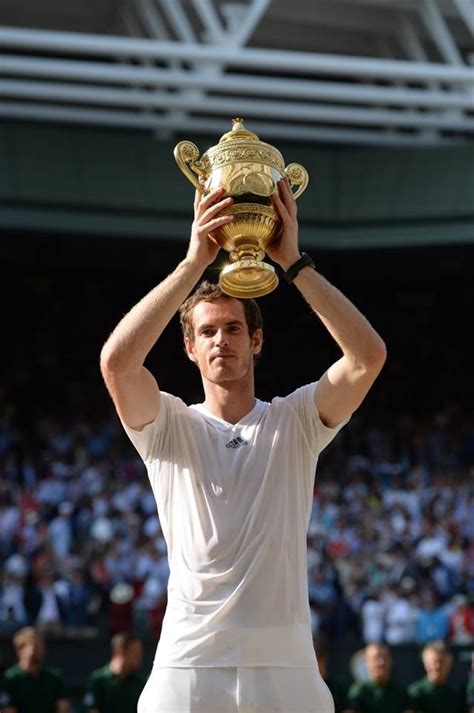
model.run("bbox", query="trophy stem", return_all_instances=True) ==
[219,256,278,299]
[230,242,264,264]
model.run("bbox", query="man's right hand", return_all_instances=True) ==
[186,188,234,267]
[100,187,234,432]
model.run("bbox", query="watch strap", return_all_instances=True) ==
[283,253,315,284]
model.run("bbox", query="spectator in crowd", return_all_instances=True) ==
[384,583,419,646]
[106,583,134,637]
[415,589,449,644]
[408,639,465,713]
[82,632,146,713]
[448,594,474,644]
[360,591,385,645]
[60,566,95,628]
[345,643,413,713]
[0,494,21,560]
[0,556,29,628]
[33,571,67,631]
[0,626,70,713]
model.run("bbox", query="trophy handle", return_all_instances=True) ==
[174,141,206,193]
[284,163,309,200]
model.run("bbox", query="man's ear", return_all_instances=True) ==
[184,337,197,363]
[252,329,263,356]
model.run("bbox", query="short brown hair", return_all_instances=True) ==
[422,640,450,657]
[13,627,41,651]
[179,281,263,342]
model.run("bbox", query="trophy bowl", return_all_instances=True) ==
[174,118,309,298]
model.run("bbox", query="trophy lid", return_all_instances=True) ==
[219,117,260,144]
[201,117,285,174]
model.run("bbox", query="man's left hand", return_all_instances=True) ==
[266,177,301,271]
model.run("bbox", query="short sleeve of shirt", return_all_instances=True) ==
[283,382,349,456]
[120,391,185,463]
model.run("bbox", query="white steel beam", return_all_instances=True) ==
[135,0,170,39]
[0,101,457,146]
[159,0,197,42]
[120,4,144,37]
[192,0,271,47]
[2,56,473,110]
[451,0,474,35]
[190,0,224,43]
[398,14,430,62]
[419,0,464,64]
[1,28,473,83]
[344,0,459,17]
[222,0,271,47]
[2,79,473,131]
[396,13,442,141]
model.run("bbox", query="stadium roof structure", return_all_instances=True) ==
[0,0,473,146]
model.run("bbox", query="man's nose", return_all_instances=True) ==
[215,329,229,345]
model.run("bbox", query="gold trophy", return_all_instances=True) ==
[174,118,309,298]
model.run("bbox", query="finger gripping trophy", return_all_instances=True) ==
[174,118,309,298]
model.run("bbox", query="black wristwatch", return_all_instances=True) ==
[283,253,316,284]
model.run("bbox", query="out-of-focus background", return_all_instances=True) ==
[1,1,473,710]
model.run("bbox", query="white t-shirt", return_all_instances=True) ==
[385,597,418,644]
[122,382,346,668]
[361,598,385,644]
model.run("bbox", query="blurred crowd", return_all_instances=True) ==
[0,382,473,648]
[1,259,473,682]
[307,401,474,647]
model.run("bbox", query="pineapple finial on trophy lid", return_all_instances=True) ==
[233,117,244,128]
[219,117,260,143]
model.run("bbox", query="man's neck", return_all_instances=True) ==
[19,662,41,676]
[427,676,447,686]
[373,676,390,686]
[202,379,256,424]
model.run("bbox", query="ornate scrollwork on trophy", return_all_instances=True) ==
[207,145,285,172]
[174,118,309,298]
[285,163,309,197]
[173,141,205,191]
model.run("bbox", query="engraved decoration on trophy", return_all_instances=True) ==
[174,118,309,298]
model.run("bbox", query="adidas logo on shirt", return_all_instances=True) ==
[225,436,248,449]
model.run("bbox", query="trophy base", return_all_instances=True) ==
[219,259,278,299]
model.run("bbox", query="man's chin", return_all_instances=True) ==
[205,365,240,383]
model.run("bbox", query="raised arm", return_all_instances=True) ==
[100,188,234,430]
[267,179,387,428]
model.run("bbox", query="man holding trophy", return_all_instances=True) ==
[100,120,386,712]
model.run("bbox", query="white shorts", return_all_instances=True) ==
[137,666,334,713]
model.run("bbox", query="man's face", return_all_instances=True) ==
[365,645,391,684]
[18,635,44,667]
[423,649,452,684]
[185,299,262,385]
